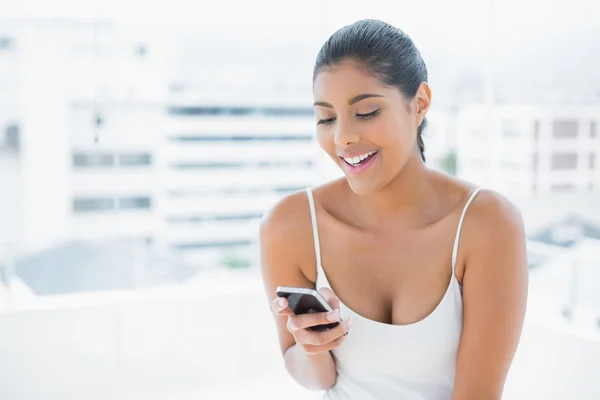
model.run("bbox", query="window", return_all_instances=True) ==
[73,153,114,167]
[74,153,152,167]
[0,36,14,50]
[3,123,19,151]
[552,120,578,138]
[550,184,577,193]
[551,152,578,170]
[532,153,538,172]
[591,153,596,170]
[135,44,147,57]
[166,186,306,197]
[73,196,151,212]
[592,121,597,138]
[533,120,540,142]
[167,213,263,223]
[73,198,115,212]
[172,240,253,250]
[169,160,313,169]
[167,106,313,117]
[118,196,151,210]
[168,135,312,142]
[118,153,152,166]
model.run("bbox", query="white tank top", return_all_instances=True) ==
[306,187,483,400]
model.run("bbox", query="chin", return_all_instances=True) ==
[345,177,381,196]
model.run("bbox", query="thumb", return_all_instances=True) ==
[318,287,340,311]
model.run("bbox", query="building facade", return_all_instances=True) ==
[158,93,321,267]
[457,104,600,197]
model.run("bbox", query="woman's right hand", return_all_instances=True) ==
[270,287,353,355]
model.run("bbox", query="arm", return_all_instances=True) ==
[451,191,529,400]
[259,192,338,390]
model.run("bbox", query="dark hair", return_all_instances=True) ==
[313,19,428,161]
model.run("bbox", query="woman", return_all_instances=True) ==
[260,19,528,399]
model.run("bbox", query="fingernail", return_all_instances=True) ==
[327,310,339,321]
[346,317,353,329]
[278,298,286,308]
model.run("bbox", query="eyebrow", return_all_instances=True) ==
[313,93,385,108]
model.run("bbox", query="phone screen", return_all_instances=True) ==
[277,289,340,331]
[285,292,330,314]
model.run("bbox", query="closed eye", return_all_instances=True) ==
[356,109,381,120]
[317,117,336,126]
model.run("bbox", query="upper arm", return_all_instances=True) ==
[452,191,529,400]
[259,191,316,356]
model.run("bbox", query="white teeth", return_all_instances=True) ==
[343,150,377,166]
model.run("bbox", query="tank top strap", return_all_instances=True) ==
[451,188,483,275]
[306,188,324,274]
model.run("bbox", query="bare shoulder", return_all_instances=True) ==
[260,189,311,242]
[462,188,527,269]
[259,185,328,286]
[260,179,344,239]
[260,189,314,272]
[467,189,524,234]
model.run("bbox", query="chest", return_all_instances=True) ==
[310,219,460,326]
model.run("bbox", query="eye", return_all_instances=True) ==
[356,109,381,120]
[317,117,336,126]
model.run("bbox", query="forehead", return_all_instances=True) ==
[313,61,390,101]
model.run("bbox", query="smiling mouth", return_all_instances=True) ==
[341,150,379,167]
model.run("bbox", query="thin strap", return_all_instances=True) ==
[306,188,322,269]
[451,188,483,274]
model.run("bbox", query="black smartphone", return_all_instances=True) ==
[276,286,341,331]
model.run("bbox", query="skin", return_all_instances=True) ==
[260,60,528,399]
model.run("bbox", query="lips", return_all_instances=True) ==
[339,150,379,173]
[341,150,378,166]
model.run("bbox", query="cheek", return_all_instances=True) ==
[380,116,414,149]
[369,118,401,148]
[372,119,415,169]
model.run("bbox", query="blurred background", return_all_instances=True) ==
[0,0,599,399]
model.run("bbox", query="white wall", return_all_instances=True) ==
[19,29,72,253]
[0,282,599,400]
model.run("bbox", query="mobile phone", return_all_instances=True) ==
[276,286,341,331]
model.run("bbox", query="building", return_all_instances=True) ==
[157,92,322,267]
[0,20,168,257]
[0,20,325,278]
[456,104,600,196]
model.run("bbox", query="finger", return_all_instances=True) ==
[270,297,293,316]
[318,287,340,311]
[302,334,347,355]
[287,309,340,331]
[298,316,352,346]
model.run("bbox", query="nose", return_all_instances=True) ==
[333,119,360,147]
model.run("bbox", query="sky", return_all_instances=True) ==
[2,0,599,68]
[2,0,599,104]
[1,0,599,44]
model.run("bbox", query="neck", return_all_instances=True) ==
[353,152,437,227]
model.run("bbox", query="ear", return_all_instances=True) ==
[415,82,432,126]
